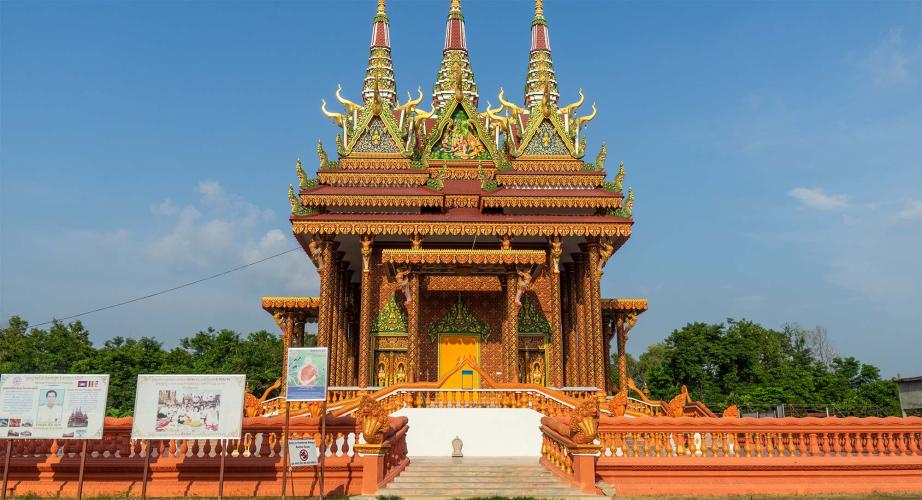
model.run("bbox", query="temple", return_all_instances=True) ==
[6,3,921,499]
[262,0,647,396]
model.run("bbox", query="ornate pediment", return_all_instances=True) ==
[427,296,491,341]
[423,98,508,168]
[371,294,408,335]
[521,118,569,156]
[351,116,401,155]
[345,99,412,158]
[518,295,551,338]
[516,113,577,158]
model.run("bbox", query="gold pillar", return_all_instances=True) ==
[616,312,637,394]
[502,271,520,383]
[316,239,337,348]
[407,271,420,382]
[335,258,348,386]
[602,318,614,392]
[275,313,294,397]
[548,241,564,387]
[338,268,352,386]
[358,249,373,387]
[573,254,588,386]
[328,253,342,385]
[563,264,578,387]
[586,241,605,389]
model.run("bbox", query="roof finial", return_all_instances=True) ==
[433,0,478,110]
[364,0,396,104]
[524,0,557,107]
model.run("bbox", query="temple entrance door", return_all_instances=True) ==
[438,335,480,389]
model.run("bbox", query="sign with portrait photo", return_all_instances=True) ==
[0,374,110,440]
[286,347,328,401]
[131,374,245,440]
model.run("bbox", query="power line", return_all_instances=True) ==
[31,247,302,327]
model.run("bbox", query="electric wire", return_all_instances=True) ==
[29,247,301,327]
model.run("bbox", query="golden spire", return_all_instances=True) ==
[377,0,386,15]
[535,0,543,18]
[450,0,461,10]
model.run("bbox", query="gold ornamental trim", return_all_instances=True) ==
[337,157,413,169]
[510,159,586,172]
[445,195,479,208]
[601,298,649,313]
[481,196,621,209]
[292,220,632,238]
[427,167,495,180]
[381,249,546,266]
[494,173,605,188]
[424,275,502,292]
[317,172,429,187]
[261,296,321,312]
[300,194,443,208]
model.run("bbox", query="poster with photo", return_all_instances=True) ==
[0,374,110,440]
[286,347,328,401]
[131,374,245,440]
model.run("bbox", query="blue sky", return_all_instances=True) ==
[2,0,920,377]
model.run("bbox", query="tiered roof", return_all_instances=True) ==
[293,0,635,252]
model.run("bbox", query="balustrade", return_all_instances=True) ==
[1,414,409,497]
[595,416,922,458]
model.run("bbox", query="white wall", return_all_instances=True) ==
[392,407,543,457]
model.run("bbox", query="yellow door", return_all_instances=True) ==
[438,335,480,389]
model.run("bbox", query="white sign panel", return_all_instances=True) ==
[286,347,329,402]
[0,374,110,440]
[288,439,319,467]
[131,374,245,440]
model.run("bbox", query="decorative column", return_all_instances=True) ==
[275,313,294,396]
[358,236,374,386]
[573,254,588,386]
[586,241,605,389]
[563,264,579,387]
[340,269,354,386]
[316,239,337,348]
[407,271,420,382]
[335,259,348,386]
[616,311,638,394]
[329,253,343,385]
[548,238,564,387]
[294,315,306,347]
[502,271,520,383]
[602,318,614,392]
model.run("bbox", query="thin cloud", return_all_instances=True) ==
[788,187,849,210]
[864,28,913,86]
[897,200,922,221]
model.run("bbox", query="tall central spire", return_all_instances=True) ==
[432,0,479,112]
[524,0,558,107]
[363,0,396,104]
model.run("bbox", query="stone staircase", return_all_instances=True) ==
[374,457,600,499]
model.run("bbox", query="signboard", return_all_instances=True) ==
[286,348,329,401]
[288,439,319,467]
[0,374,110,440]
[131,374,245,440]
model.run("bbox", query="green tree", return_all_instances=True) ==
[73,336,166,416]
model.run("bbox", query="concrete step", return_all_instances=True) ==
[376,457,600,498]
[391,480,566,488]
[380,487,592,495]
[396,467,553,477]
